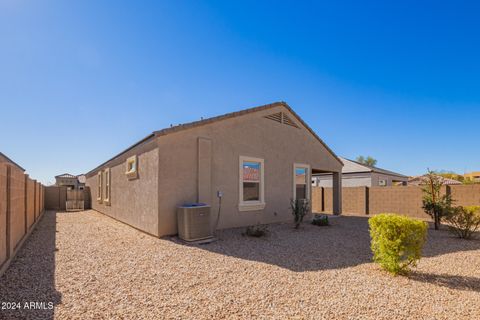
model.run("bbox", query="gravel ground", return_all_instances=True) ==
[0,210,479,320]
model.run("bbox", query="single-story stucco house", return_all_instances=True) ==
[54,173,85,190]
[312,157,407,187]
[85,102,343,237]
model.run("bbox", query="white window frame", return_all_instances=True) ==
[125,155,138,179]
[104,168,111,205]
[293,163,311,201]
[97,171,103,203]
[239,156,265,211]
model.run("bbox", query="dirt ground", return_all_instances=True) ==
[0,210,479,319]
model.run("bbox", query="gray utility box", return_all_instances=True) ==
[177,204,212,242]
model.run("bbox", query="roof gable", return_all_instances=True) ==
[86,101,343,175]
[154,101,342,164]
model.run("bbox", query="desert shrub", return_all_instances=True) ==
[445,206,480,239]
[243,224,269,237]
[291,199,310,229]
[421,170,453,230]
[312,214,329,226]
[369,214,428,275]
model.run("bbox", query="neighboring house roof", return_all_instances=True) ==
[0,152,26,172]
[408,175,462,186]
[314,157,407,178]
[55,173,78,179]
[87,101,342,175]
[342,158,408,178]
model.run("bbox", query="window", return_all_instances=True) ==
[104,168,111,205]
[97,171,103,203]
[293,164,310,201]
[125,155,138,179]
[378,179,387,186]
[239,156,265,211]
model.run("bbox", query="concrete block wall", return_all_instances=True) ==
[0,162,45,276]
[26,178,35,229]
[343,187,368,215]
[9,166,26,253]
[314,186,367,215]
[311,187,323,212]
[369,186,425,218]
[449,185,480,207]
[313,185,480,220]
[0,164,7,268]
[45,186,90,211]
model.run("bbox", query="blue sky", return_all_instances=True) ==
[1,1,479,184]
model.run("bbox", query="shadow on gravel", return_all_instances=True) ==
[408,271,480,292]
[0,211,61,320]
[184,215,480,272]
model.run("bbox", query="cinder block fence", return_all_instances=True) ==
[313,185,480,219]
[0,162,45,277]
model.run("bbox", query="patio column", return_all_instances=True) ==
[332,171,342,215]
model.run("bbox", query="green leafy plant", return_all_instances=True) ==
[312,214,329,226]
[421,170,453,230]
[243,224,269,237]
[369,214,428,275]
[356,155,377,167]
[291,199,310,229]
[445,206,480,239]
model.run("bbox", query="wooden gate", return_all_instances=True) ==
[66,189,85,211]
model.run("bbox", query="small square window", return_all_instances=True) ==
[125,155,138,179]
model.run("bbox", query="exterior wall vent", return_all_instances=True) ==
[264,112,283,123]
[264,112,299,128]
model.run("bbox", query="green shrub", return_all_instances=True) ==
[312,214,329,226]
[421,170,453,230]
[445,206,480,239]
[243,224,269,237]
[369,214,428,275]
[291,199,310,229]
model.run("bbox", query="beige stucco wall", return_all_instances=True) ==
[371,172,407,187]
[86,139,160,237]
[156,105,342,236]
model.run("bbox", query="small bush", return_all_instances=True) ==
[369,214,428,275]
[291,199,310,229]
[243,224,269,237]
[445,206,480,239]
[312,214,329,226]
